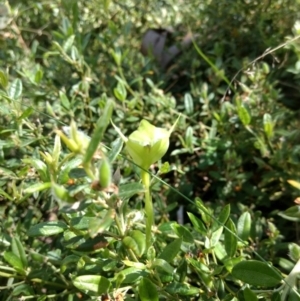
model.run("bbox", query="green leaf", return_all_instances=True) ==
[237,104,251,126]
[188,258,210,274]
[187,212,207,235]
[108,138,124,163]
[131,230,146,257]
[185,126,194,151]
[219,204,230,224]
[3,251,26,275]
[263,113,274,139]
[287,289,300,301]
[209,226,223,247]
[11,237,27,270]
[115,267,145,284]
[289,243,300,262]
[51,182,73,202]
[34,68,43,84]
[60,255,80,273]
[195,198,212,225]
[104,0,111,12]
[17,107,34,121]
[89,210,115,238]
[177,260,187,282]
[22,158,49,182]
[237,211,251,241]
[165,282,199,296]
[28,221,68,237]
[224,218,237,257]
[59,91,70,110]
[159,238,182,263]
[73,275,110,294]
[288,180,300,190]
[242,287,258,301]
[119,182,145,199]
[8,78,22,99]
[24,182,51,194]
[63,235,108,252]
[122,260,146,270]
[152,258,174,274]
[68,167,87,179]
[70,216,98,230]
[147,246,156,261]
[0,188,13,200]
[171,224,194,244]
[63,34,75,52]
[52,134,61,166]
[138,277,158,301]
[0,69,8,88]
[111,49,122,66]
[159,161,171,174]
[184,93,194,114]
[12,284,34,296]
[123,230,146,258]
[213,204,230,231]
[123,236,138,255]
[271,291,281,301]
[223,256,244,272]
[232,260,282,287]
[280,206,300,219]
[83,99,114,166]
[113,80,127,102]
[57,158,83,184]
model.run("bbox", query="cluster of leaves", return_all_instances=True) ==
[1,0,300,300]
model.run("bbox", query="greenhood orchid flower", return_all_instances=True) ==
[112,116,180,249]
[112,118,179,170]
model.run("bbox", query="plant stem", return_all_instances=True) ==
[141,170,153,250]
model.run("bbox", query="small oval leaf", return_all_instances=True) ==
[3,251,26,275]
[139,277,158,301]
[237,211,251,241]
[237,105,251,126]
[108,138,124,163]
[184,93,194,115]
[171,224,194,244]
[187,212,206,235]
[232,260,282,287]
[263,113,274,139]
[159,238,182,263]
[243,287,258,301]
[24,182,52,194]
[28,221,68,237]
[224,218,237,257]
[73,275,110,294]
[152,258,174,274]
[8,78,22,99]
[11,237,27,270]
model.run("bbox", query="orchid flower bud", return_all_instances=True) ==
[98,157,112,189]
[126,120,170,170]
[112,117,179,170]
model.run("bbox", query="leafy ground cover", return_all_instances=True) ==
[1,0,300,300]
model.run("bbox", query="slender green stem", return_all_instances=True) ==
[141,170,154,250]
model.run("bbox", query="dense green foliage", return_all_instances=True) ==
[1,0,300,300]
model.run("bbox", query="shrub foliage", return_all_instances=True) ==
[1,0,300,300]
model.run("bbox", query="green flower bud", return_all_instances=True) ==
[98,157,112,189]
[55,130,80,153]
[126,120,170,170]
[112,116,180,170]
